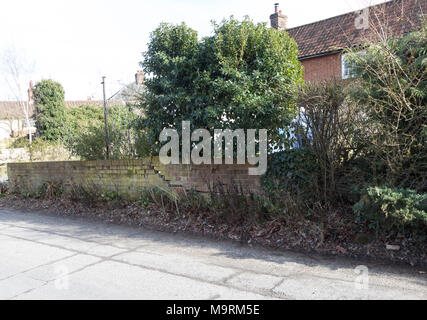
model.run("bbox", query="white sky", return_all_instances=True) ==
[0,0,388,100]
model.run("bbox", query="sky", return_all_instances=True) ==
[0,0,388,100]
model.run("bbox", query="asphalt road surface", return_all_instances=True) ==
[0,208,425,300]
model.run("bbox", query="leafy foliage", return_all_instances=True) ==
[353,186,427,236]
[64,104,149,160]
[10,137,71,161]
[33,79,66,141]
[139,17,303,153]
[262,148,319,203]
[0,181,8,198]
[138,22,199,152]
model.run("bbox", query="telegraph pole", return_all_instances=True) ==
[101,76,110,159]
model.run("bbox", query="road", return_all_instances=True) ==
[0,208,425,300]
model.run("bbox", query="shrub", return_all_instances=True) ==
[38,181,64,199]
[353,186,427,236]
[262,148,320,203]
[10,137,71,161]
[65,104,148,160]
[208,182,271,225]
[33,79,66,141]
[346,21,427,192]
[68,181,125,205]
[20,181,65,199]
[138,186,181,216]
[29,138,69,161]
[262,80,372,207]
[137,184,270,226]
[0,181,8,198]
[10,137,29,148]
[134,129,154,158]
[69,183,104,204]
[69,125,107,160]
[140,17,303,154]
[294,80,372,204]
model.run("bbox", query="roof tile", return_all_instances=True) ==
[287,0,427,59]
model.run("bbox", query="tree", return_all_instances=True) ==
[1,48,35,143]
[33,79,66,141]
[139,17,303,154]
[139,22,199,153]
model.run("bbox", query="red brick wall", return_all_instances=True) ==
[301,53,342,82]
[7,158,263,199]
[157,163,262,194]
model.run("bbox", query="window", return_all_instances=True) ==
[342,51,365,79]
[341,53,356,79]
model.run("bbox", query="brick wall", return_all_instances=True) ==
[7,158,262,198]
[301,53,342,82]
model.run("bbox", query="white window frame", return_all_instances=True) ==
[341,53,355,79]
[342,51,365,79]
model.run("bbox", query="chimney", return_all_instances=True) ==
[270,3,287,30]
[135,70,144,85]
[28,80,34,104]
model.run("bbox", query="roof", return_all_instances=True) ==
[65,100,124,107]
[287,0,427,59]
[64,100,104,108]
[0,102,36,120]
[108,83,145,103]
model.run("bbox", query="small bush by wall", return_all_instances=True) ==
[353,186,427,237]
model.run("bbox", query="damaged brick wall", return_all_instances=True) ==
[7,158,262,198]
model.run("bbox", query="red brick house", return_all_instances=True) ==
[270,0,427,82]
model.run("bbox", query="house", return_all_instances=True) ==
[270,0,427,82]
[0,83,37,140]
[108,70,145,104]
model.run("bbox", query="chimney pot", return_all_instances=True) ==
[270,3,287,30]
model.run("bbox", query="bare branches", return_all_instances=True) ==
[346,14,427,191]
[1,48,35,143]
[295,79,370,203]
